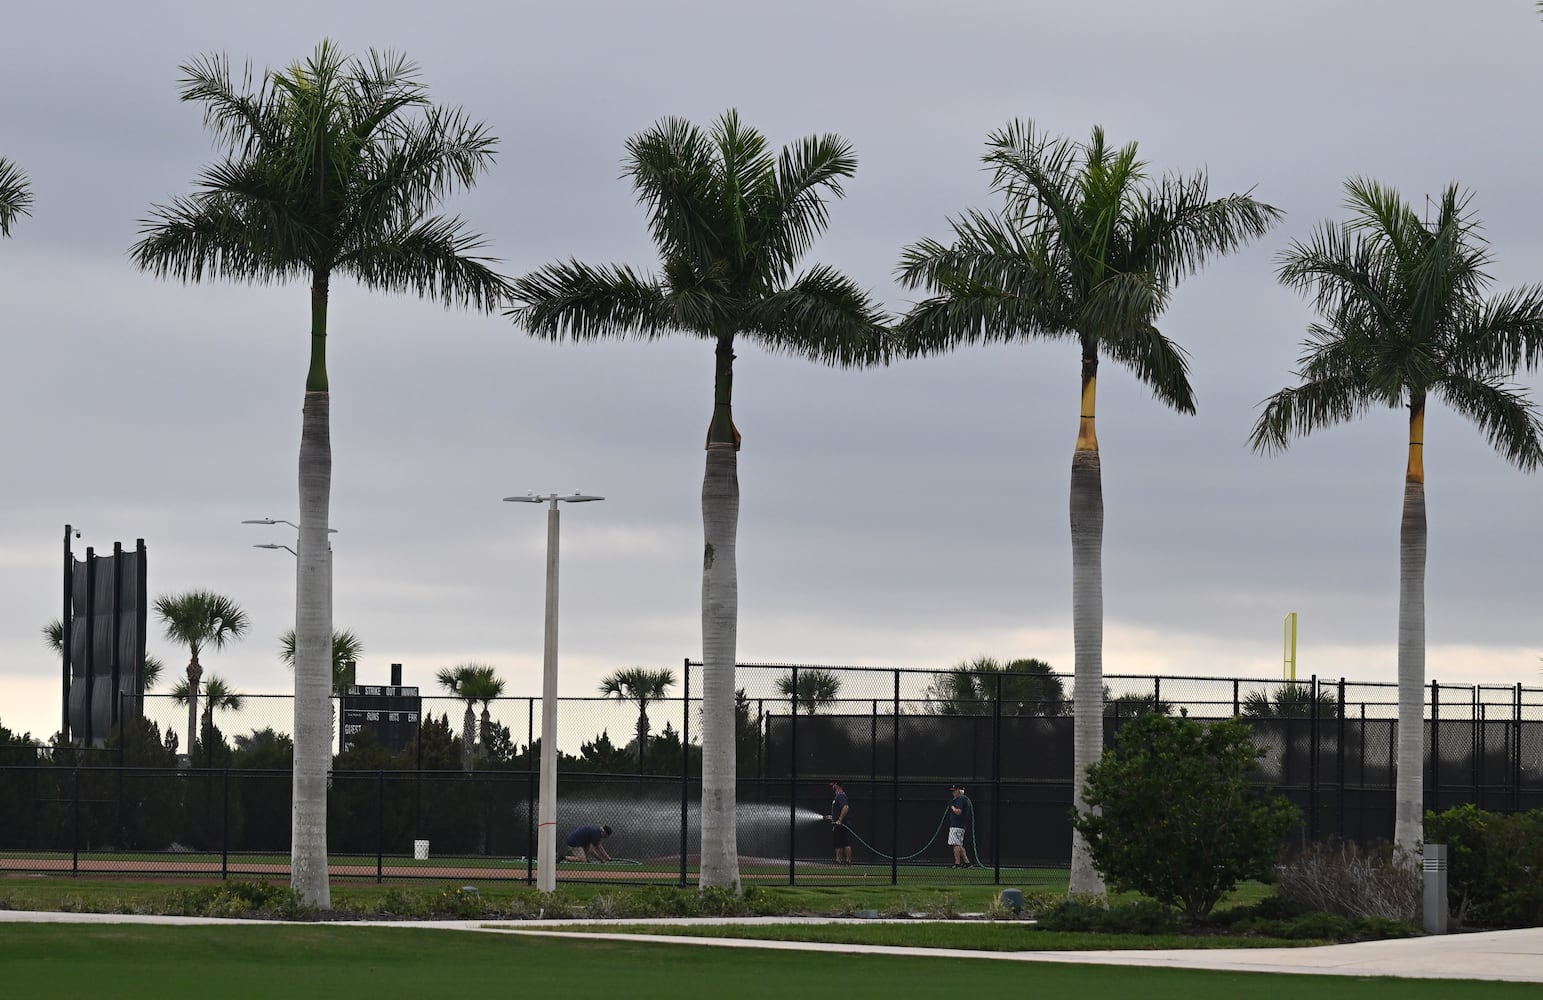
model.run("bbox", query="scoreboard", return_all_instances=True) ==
[340,684,421,754]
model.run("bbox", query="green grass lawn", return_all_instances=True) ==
[0,924,1529,999]
[548,921,1327,951]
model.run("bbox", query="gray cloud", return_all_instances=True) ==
[2,0,1540,740]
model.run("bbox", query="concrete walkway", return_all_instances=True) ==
[3,910,1539,983]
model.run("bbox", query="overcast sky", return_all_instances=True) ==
[2,0,1541,742]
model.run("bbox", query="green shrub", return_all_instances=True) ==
[375,887,432,918]
[1279,911,1352,940]
[1426,805,1543,928]
[697,886,743,917]
[738,884,789,916]
[633,885,697,917]
[1035,898,1181,935]
[1072,712,1298,921]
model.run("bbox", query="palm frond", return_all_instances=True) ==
[42,618,64,653]
[1133,178,1282,283]
[742,265,891,366]
[154,591,250,651]
[1248,374,1373,454]
[507,259,669,339]
[0,156,35,237]
[1099,319,1196,414]
[1436,372,1543,471]
[1447,283,1543,373]
[342,214,510,311]
[625,116,723,268]
[758,132,857,276]
[130,193,310,283]
[137,39,500,316]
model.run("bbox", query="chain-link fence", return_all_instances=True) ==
[3,663,1540,886]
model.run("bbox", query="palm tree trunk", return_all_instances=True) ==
[636,708,649,773]
[185,658,201,764]
[700,443,740,890]
[1069,355,1107,898]
[292,271,334,908]
[462,704,476,769]
[699,336,741,892]
[1393,403,1427,861]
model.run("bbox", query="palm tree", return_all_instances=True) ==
[279,628,364,694]
[508,110,889,891]
[131,42,507,907]
[924,655,1067,716]
[599,667,676,771]
[0,157,31,237]
[897,120,1279,896]
[153,591,248,760]
[172,675,244,759]
[1240,683,1341,719]
[775,668,842,715]
[1249,179,1543,859]
[436,663,503,768]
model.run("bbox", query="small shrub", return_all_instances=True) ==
[1072,712,1298,921]
[912,892,962,919]
[1275,840,1419,921]
[1426,805,1543,928]
[1016,890,1065,919]
[1033,899,1109,932]
[739,884,789,916]
[1350,916,1420,941]
[633,885,696,917]
[1101,900,1182,935]
[1035,898,1180,935]
[533,892,580,919]
[1279,911,1353,940]
[584,892,626,919]
[696,886,742,917]
[433,886,488,918]
[375,887,432,918]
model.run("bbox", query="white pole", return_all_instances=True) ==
[537,498,561,892]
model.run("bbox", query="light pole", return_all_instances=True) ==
[504,492,604,892]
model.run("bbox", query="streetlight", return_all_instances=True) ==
[504,491,604,892]
[243,517,338,702]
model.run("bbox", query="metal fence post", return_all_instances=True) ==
[377,769,385,883]
[1429,680,1441,812]
[526,770,536,885]
[680,657,689,888]
[1514,683,1524,813]
[221,768,230,881]
[788,665,798,885]
[891,669,899,886]
[1308,675,1319,841]
[72,766,80,876]
[1336,679,1346,838]
[992,672,1002,884]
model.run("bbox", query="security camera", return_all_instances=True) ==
[73,531,81,539]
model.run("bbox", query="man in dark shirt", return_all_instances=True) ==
[947,784,971,868]
[825,780,852,865]
[563,823,613,862]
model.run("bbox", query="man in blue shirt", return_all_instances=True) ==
[824,780,852,865]
[946,784,971,869]
[563,823,613,862]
